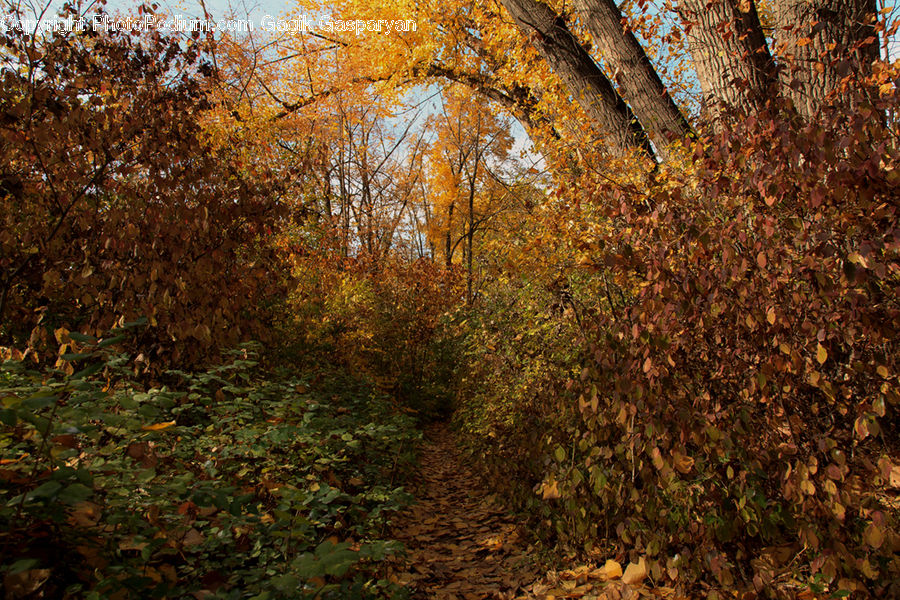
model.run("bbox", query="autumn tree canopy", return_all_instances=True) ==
[1,0,898,598]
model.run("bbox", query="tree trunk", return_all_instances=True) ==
[445,201,455,268]
[677,0,777,119]
[571,0,694,154]
[499,0,655,159]
[772,0,879,120]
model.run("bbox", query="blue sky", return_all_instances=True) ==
[24,0,296,24]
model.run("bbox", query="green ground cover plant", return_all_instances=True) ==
[0,330,419,599]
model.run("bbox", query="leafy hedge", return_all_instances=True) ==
[455,90,900,596]
[0,10,296,369]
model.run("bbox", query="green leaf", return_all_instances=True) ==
[97,335,127,348]
[76,468,93,486]
[68,332,98,344]
[27,480,63,500]
[72,362,104,380]
[6,558,40,574]
[293,553,325,578]
[0,408,17,426]
[554,446,566,463]
[59,483,93,504]
[60,352,94,361]
[319,549,359,576]
[111,317,148,333]
[22,394,59,410]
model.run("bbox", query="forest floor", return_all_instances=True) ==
[386,423,689,600]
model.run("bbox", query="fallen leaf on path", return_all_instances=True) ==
[622,557,647,584]
[594,559,623,581]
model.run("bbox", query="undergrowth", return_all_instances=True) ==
[0,326,420,599]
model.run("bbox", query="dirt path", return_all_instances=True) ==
[388,423,540,599]
[385,424,689,600]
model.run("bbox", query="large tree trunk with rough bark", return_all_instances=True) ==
[772,0,879,120]
[499,0,655,159]
[676,0,777,119]
[498,0,879,158]
[571,0,694,154]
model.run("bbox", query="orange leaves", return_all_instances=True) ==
[142,421,176,432]
[595,559,623,580]
[671,451,694,475]
[541,477,561,500]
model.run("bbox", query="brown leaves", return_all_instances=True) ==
[0,23,294,370]
[68,501,103,528]
[815,343,828,365]
[389,424,537,597]
[864,522,885,549]
[534,556,687,600]
[3,568,52,599]
[125,442,159,468]
[671,451,694,475]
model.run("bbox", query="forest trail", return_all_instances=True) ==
[387,423,541,599]
[387,423,691,600]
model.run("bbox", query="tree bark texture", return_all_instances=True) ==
[571,0,694,154]
[773,0,879,120]
[677,0,777,118]
[500,0,655,159]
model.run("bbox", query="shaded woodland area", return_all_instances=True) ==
[1,0,899,597]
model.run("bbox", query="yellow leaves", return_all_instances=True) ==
[766,306,776,325]
[142,421,176,431]
[541,477,561,499]
[799,478,816,496]
[745,313,757,330]
[621,557,647,584]
[832,502,846,521]
[847,251,869,268]
[864,523,885,549]
[54,327,70,344]
[816,343,828,365]
[594,559,622,580]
